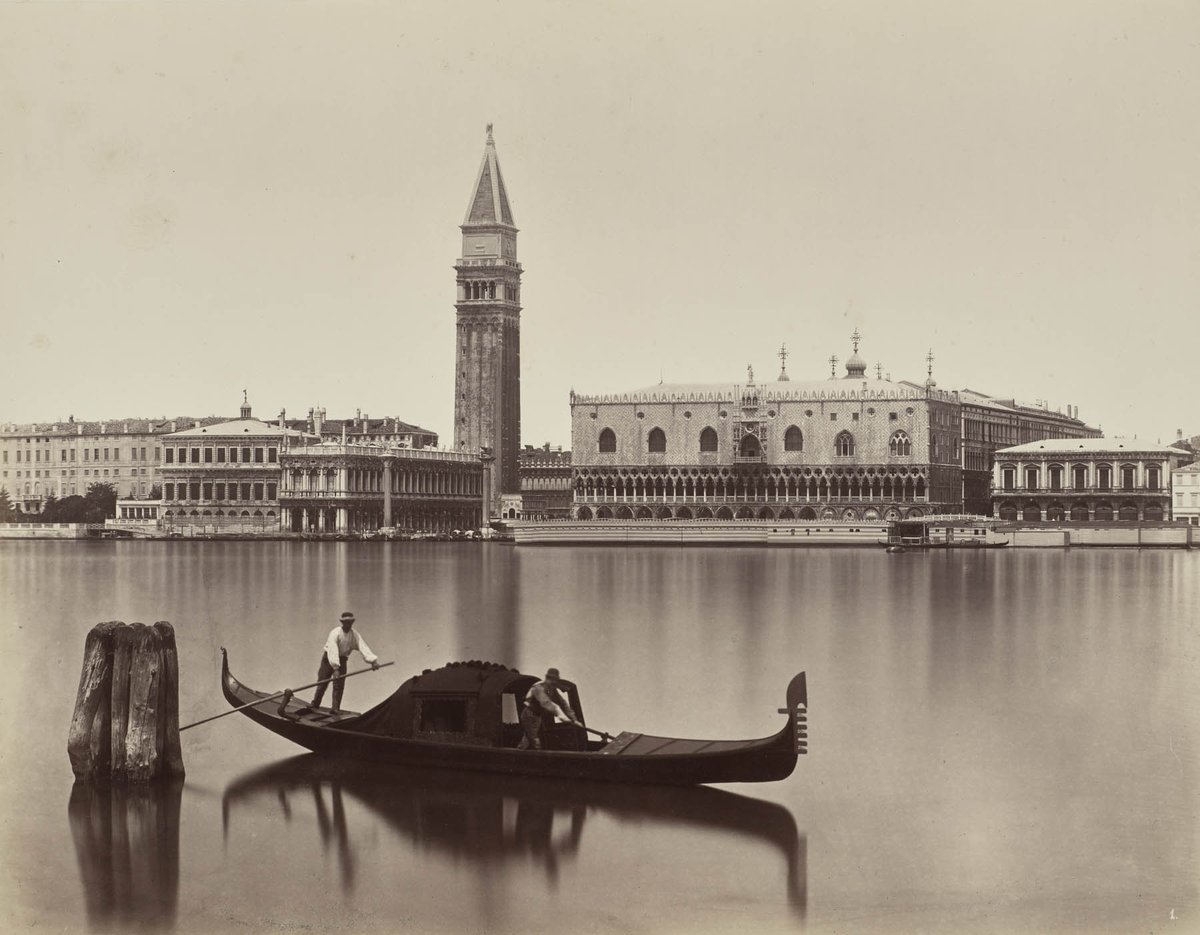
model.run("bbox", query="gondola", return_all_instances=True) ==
[220,650,808,785]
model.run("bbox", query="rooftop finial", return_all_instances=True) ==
[828,354,838,378]
[747,363,755,384]
[926,348,935,378]
[243,388,248,405]
[777,343,790,381]
[486,122,494,144]
[874,362,883,380]
[851,328,861,353]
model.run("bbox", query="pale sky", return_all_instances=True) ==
[3,2,1197,446]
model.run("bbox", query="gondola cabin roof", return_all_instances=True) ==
[340,660,580,747]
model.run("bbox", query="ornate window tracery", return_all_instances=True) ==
[889,431,911,456]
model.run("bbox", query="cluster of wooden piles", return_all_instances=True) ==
[67,621,185,782]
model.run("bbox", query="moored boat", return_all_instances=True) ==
[220,650,808,785]
[879,515,1010,549]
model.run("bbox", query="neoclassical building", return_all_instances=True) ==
[278,444,486,534]
[991,438,1187,522]
[159,397,317,535]
[569,340,963,521]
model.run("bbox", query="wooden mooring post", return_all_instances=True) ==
[68,621,185,782]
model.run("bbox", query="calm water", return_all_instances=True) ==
[1,541,1197,934]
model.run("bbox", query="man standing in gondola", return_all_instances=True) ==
[311,611,379,713]
[518,668,583,750]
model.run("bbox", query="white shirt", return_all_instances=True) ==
[323,625,378,668]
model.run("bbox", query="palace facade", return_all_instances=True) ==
[158,398,317,535]
[570,339,963,521]
[278,444,486,534]
[959,390,1101,514]
[991,438,1187,522]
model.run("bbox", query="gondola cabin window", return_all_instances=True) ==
[416,697,473,737]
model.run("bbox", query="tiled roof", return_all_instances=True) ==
[167,418,313,438]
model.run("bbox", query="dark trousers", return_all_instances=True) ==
[312,655,347,710]
[517,707,549,750]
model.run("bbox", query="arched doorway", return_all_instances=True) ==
[1143,503,1163,521]
[1045,502,1065,521]
[1093,501,1113,521]
[1118,502,1139,522]
[576,506,593,520]
[1021,503,1041,522]
[998,502,1018,521]
[1069,503,1088,522]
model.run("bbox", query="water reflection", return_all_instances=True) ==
[222,755,807,917]
[68,780,182,932]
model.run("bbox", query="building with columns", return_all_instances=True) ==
[959,390,1101,514]
[454,125,522,507]
[278,444,486,535]
[569,336,964,521]
[518,445,572,520]
[991,438,1187,522]
[158,396,317,535]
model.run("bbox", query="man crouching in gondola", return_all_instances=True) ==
[518,668,583,750]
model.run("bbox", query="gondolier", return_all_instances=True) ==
[518,668,583,750]
[311,612,379,713]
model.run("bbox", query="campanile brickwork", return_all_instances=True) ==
[454,126,522,499]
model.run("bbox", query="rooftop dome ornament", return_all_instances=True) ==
[925,348,937,387]
[777,343,790,381]
[844,328,867,379]
[828,355,839,379]
[875,362,884,381]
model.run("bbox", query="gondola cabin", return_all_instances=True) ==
[348,661,590,751]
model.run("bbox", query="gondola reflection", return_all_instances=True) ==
[222,755,806,917]
[68,779,183,932]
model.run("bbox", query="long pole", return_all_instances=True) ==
[180,661,395,731]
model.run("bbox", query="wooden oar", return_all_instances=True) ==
[581,725,616,743]
[180,661,395,731]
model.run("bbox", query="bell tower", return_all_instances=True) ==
[454,125,522,499]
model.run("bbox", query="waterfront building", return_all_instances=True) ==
[518,445,572,520]
[278,444,486,534]
[158,397,317,536]
[569,336,963,521]
[1171,463,1200,526]
[959,391,1101,515]
[287,407,438,449]
[991,438,1187,522]
[0,415,226,513]
[453,125,522,506]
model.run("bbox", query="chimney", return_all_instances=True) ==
[100,423,107,434]
[170,421,177,433]
[1178,428,1184,440]
[314,408,324,437]
[123,422,128,432]
[194,421,200,429]
[279,409,286,430]
[356,408,361,419]
[77,424,83,435]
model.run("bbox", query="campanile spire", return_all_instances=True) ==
[454,127,523,504]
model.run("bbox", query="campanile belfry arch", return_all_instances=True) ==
[454,125,523,501]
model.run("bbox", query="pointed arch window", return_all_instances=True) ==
[835,431,855,457]
[699,427,718,453]
[889,431,911,456]
[784,426,803,451]
[648,428,666,453]
[598,428,616,453]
